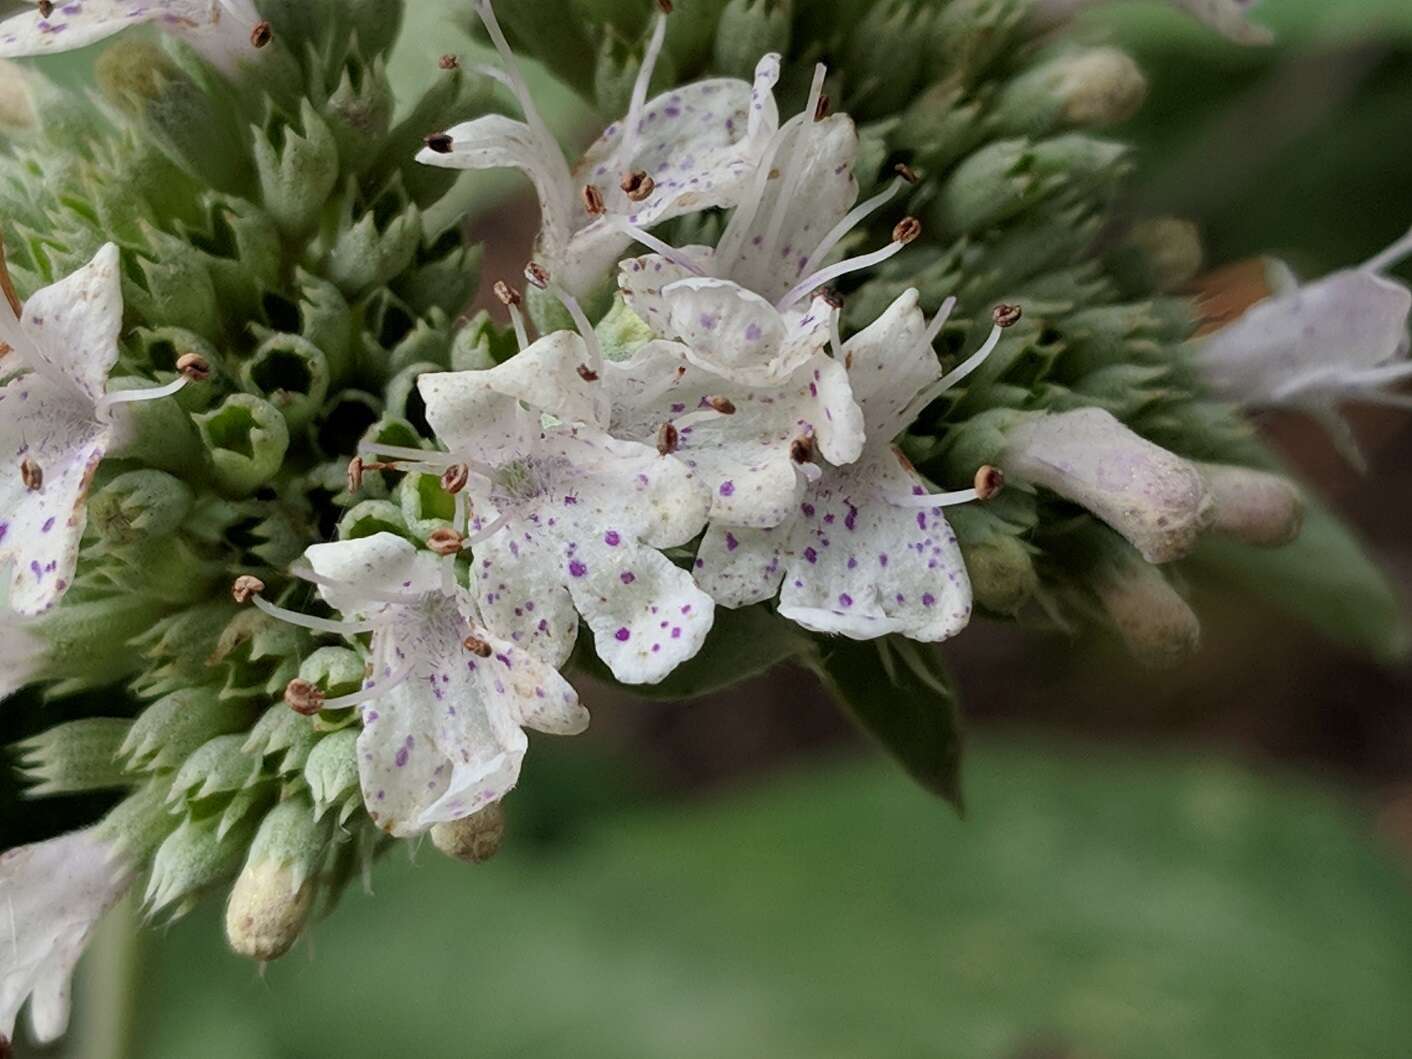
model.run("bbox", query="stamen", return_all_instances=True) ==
[439,54,460,70]
[974,465,1005,500]
[582,184,607,216]
[462,633,494,657]
[617,8,670,171]
[896,312,1007,423]
[530,266,605,374]
[319,662,418,711]
[231,575,266,604]
[620,170,655,202]
[175,352,211,381]
[789,434,815,463]
[97,376,189,415]
[441,464,470,494]
[1363,224,1412,274]
[671,397,735,431]
[992,303,1023,329]
[493,280,530,351]
[717,134,786,269]
[347,456,365,493]
[284,679,324,716]
[798,175,908,283]
[829,305,845,359]
[19,456,41,491]
[776,228,917,311]
[427,528,465,557]
[609,216,706,275]
[251,595,378,636]
[466,511,513,547]
[250,20,273,48]
[894,162,920,184]
[356,441,461,465]
[759,64,829,269]
[423,133,454,155]
[887,487,980,508]
[794,461,823,484]
[924,296,959,347]
[37,0,54,18]
[657,422,679,454]
[471,0,569,188]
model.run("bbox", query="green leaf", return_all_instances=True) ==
[812,636,965,811]
[571,604,816,700]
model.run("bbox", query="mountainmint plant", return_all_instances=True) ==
[1,0,1407,1046]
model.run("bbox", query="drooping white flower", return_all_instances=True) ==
[616,63,924,388]
[0,242,199,616]
[694,290,1010,642]
[392,328,715,685]
[1194,229,1412,467]
[1032,0,1272,45]
[0,1,271,75]
[0,827,136,1045]
[416,0,781,300]
[250,532,588,838]
[605,338,865,530]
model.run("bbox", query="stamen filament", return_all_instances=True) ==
[717,125,788,270]
[1362,224,1412,274]
[610,217,705,274]
[617,11,669,172]
[897,320,1004,423]
[800,176,907,285]
[672,407,731,431]
[98,376,188,416]
[887,488,979,508]
[546,283,605,374]
[322,662,418,711]
[466,512,513,547]
[759,64,828,266]
[777,239,908,310]
[252,595,378,635]
[508,301,530,352]
[924,296,959,346]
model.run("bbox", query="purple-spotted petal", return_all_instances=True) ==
[694,521,788,609]
[304,533,444,617]
[841,288,937,440]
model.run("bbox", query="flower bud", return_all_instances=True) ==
[450,311,510,371]
[931,139,1040,234]
[845,0,934,118]
[244,703,318,776]
[183,195,284,321]
[896,83,983,173]
[1197,463,1304,548]
[89,470,195,548]
[15,718,132,797]
[929,0,1028,86]
[397,230,482,320]
[123,223,221,339]
[196,394,292,497]
[98,780,180,863]
[304,728,362,823]
[0,59,35,133]
[994,48,1147,136]
[1028,133,1132,198]
[253,99,340,238]
[168,733,260,807]
[1081,526,1201,668]
[323,52,394,173]
[326,179,423,298]
[999,408,1213,564]
[430,803,506,864]
[366,306,453,379]
[146,814,257,918]
[225,796,327,961]
[32,593,171,697]
[120,686,251,773]
[240,333,332,433]
[946,505,1040,615]
[1107,217,1204,296]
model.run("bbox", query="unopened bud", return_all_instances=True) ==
[283,678,324,716]
[430,803,506,864]
[225,859,313,962]
[893,216,922,244]
[1000,408,1212,564]
[231,575,265,604]
[1197,463,1304,547]
[657,422,679,455]
[427,527,464,556]
[1087,532,1201,668]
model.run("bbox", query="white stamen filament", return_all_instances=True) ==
[466,511,513,547]
[610,217,706,275]
[471,0,574,193]
[776,239,909,310]
[759,64,828,267]
[887,488,979,508]
[507,300,530,352]
[717,123,788,270]
[288,563,428,606]
[547,283,605,374]
[897,319,1003,423]
[439,553,457,598]
[799,178,905,284]
[320,661,418,711]
[672,407,732,431]
[98,376,188,416]
[1362,224,1412,274]
[617,11,669,173]
[252,595,378,636]
[357,443,499,484]
[1351,389,1412,410]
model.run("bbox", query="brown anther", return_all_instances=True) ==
[231,575,266,604]
[577,365,600,382]
[439,54,461,70]
[37,0,53,17]
[492,280,522,308]
[525,262,550,289]
[992,303,1023,329]
[19,456,41,491]
[0,342,10,360]
[894,162,919,184]
[440,464,469,495]
[175,352,210,381]
[423,132,454,154]
[582,184,606,216]
[250,20,273,48]
[620,170,655,202]
[284,678,325,716]
[818,287,844,310]
[974,465,1005,500]
[706,395,736,415]
[462,633,494,658]
[892,216,922,245]
[427,528,464,557]
[656,422,679,455]
[346,456,365,493]
[789,435,815,464]
[814,93,831,122]
[656,0,673,11]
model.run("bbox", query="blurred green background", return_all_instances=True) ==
[10,1,1412,1056]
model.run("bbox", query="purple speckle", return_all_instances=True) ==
[922,593,937,607]
[604,530,621,547]
[803,547,818,564]
[719,481,735,497]
[614,627,631,642]
[620,571,636,584]
[744,323,763,342]
[568,559,588,578]
[801,503,815,518]
[41,516,55,533]
[839,593,854,608]
[725,532,739,551]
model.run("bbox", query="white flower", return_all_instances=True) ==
[616,63,924,388]
[253,532,589,838]
[692,290,1007,641]
[401,330,716,685]
[0,827,136,1045]
[416,0,781,300]
[1194,230,1412,467]
[605,338,864,530]
[0,242,198,616]
[0,1,270,75]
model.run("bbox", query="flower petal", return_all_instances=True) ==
[472,524,581,668]
[304,532,443,617]
[693,521,788,608]
[777,450,973,641]
[20,242,122,405]
[841,288,936,439]
[0,373,108,616]
[0,827,134,1045]
[0,1,194,57]
[566,544,714,685]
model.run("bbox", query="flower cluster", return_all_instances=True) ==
[0,0,1406,1048]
